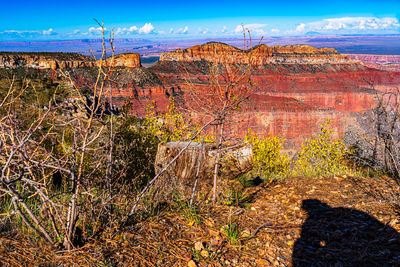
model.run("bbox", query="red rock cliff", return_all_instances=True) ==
[0,52,141,70]
[0,52,96,70]
[102,53,141,68]
[152,42,400,146]
[160,42,359,66]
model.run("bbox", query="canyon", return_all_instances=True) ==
[152,42,400,146]
[1,43,399,147]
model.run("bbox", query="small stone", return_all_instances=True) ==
[251,206,256,211]
[194,241,204,251]
[241,229,251,238]
[255,259,269,266]
[205,217,215,227]
[188,260,197,267]
[209,229,220,237]
[210,235,223,248]
[200,249,209,257]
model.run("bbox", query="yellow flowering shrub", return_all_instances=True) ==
[292,120,351,177]
[245,130,290,179]
[144,98,193,142]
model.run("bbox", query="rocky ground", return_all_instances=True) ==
[1,175,400,266]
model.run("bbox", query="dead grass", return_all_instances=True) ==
[1,175,399,266]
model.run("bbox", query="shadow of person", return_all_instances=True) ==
[293,199,400,266]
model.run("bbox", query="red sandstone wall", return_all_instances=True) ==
[150,42,400,147]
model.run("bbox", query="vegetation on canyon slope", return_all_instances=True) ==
[0,68,396,249]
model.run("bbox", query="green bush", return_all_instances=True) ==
[143,97,193,142]
[292,120,351,177]
[245,130,290,179]
[112,115,159,191]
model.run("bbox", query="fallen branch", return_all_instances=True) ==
[245,221,273,240]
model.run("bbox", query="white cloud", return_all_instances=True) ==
[115,26,138,35]
[295,23,306,33]
[290,17,400,34]
[139,23,155,34]
[221,26,227,33]
[88,26,104,34]
[0,28,57,38]
[129,26,138,32]
[271,28,280,34]
[199,28,209,34]
[42,28,54,35]
[175,26,189,34]
[113,24,156,35]
[234,24,267,35]
[318,17,399,31]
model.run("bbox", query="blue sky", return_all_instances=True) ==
[0,0,399,40]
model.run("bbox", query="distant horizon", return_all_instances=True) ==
[1,0,399,41]
[1,32,400,43]
[1,34,400,56]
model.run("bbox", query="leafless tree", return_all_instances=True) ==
[0,21,117,250]
[179,27,260,203]
[345,78,400,180]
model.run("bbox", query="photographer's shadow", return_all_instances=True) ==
[293,199,400,266]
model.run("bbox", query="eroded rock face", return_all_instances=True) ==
[103,53,141,68]
[68,66,169,115]
[347,54,400,71]
[0,53,168,117]
[152,42,400,146]
[2,45,399,148]
[0,52,142,70]
[0,52,95,70]
[160,42,359,66]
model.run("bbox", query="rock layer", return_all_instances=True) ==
[103,53,141,68]
[347,54,400,71]
[152,42,400,146]
[160,42,359,66]
[0,52,95,70]
[1,45,399,147]
[0,52,141,70]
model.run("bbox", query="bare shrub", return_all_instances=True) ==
[0,22,133,250]
[345,88,400,180]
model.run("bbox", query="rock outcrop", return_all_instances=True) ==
[160,42,359,66]
[0,52,141,70]
[0,52,168,116]
[0,52,95,70]
[103,53,141,68]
